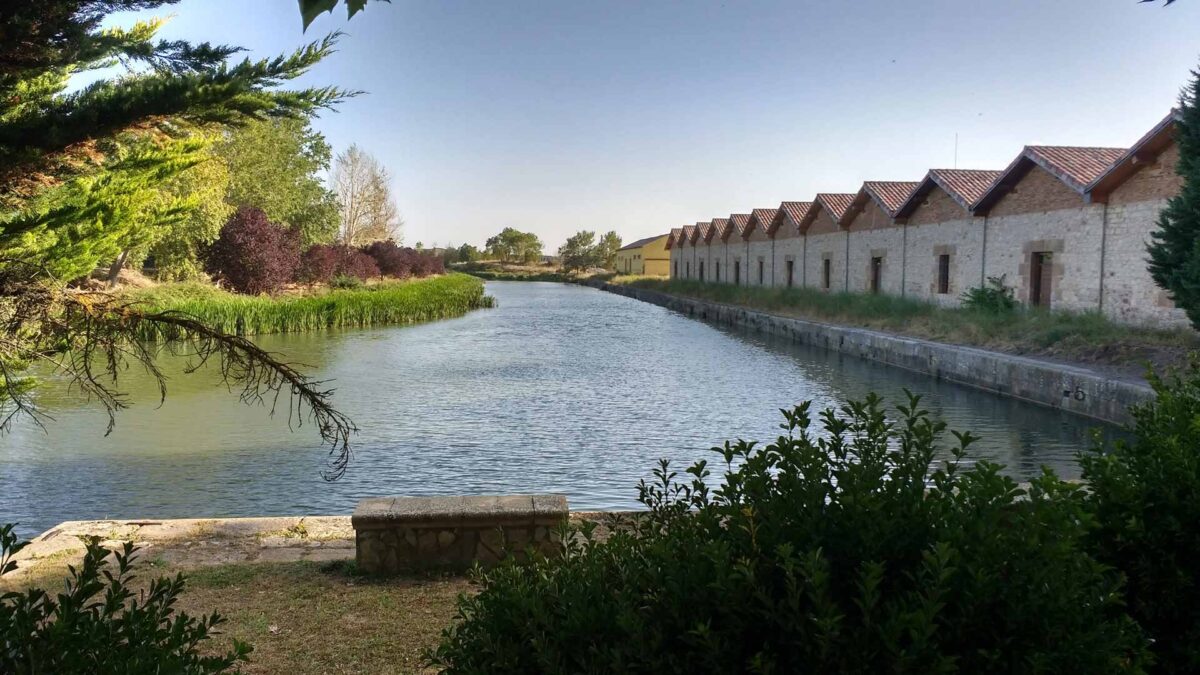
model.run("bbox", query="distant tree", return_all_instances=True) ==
[485,227,543,264]
[457,243,481,262]
[206,207,301,294]
[596,230,622,270]
[332,144,402,246]
[1148,66,1200,329]
[558,230,600,271]
[218,118,340,247]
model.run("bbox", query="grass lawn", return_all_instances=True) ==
[616,278,1199,376]
[3,557,471,675]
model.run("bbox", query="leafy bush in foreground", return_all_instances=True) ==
[1082,359,1200,674]
[298,243,342,285]
[432,395,1146,674]
[205,206,300,295]
[0,525,249,674]
[961,275,1017,314]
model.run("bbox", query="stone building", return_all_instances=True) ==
[798,194,855,291]
[841,181,919,295]
[667,227,683,279]
[894,169,1000,306]
[973,146,1127,313]
[741,208,778,286]
[767,202,812,288]
[1085,112,1188,327]
[726,214,752,285]
[694,221,712,281]
[706,218,730,283]
[680,225,697,279]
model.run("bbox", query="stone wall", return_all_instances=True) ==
[353,495,567,573]
[805,230,847,291]
[596,281,1152,425]
[772,229,804,288]
[847,225,904,295]
[903,217,985,306]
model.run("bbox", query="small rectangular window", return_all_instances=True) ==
[870,256,883,294]
[758,259,764,284]
[786,260,794,288]
[937,254,950,295]
[823,258,831,290]
[735,261,741,286]
[715,262,720,281]
[699,261,705,281]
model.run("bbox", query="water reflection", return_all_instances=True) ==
[1,281,1118,537]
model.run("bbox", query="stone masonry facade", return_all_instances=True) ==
[662,114,1188,330]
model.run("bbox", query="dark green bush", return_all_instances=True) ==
[0,524,250,674]
[329,273,364,290]
[1082,359,1200,674]
[431,395,1147,674]
[961,275,1017,314]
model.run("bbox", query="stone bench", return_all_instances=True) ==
[352,494,568,573]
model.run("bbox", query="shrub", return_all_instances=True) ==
[329,274,364,290]
[961,275,1017,314]
[205,206,300,294]
[298,243,342,284]
[0,524,250,673]
[338,248,380,280]
[363,239,408,278]
[431,395,1147,673]
[1081,359,1200,673]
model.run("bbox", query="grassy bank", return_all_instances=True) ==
[131,273,495,337]
[617,278,1199,375]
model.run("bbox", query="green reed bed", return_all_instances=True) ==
[621,278,1198,369]
[131,273,495,338]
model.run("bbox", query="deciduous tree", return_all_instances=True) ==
[332,144,402,246]
[485,227,543,264]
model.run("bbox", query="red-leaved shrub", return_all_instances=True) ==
[339,248,380,280]
[298,244,341,284]
[206,207,300,294]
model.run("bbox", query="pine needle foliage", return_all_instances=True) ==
[1148,68,1200,329]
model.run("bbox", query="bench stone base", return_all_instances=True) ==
[352,494,568,574]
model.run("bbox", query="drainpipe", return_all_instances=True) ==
[1098,203,1109,315]
[843,229,850,291]
[979,216,988,287]
[801,230,807,288]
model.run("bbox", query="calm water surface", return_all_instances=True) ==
[2,282,1117,537]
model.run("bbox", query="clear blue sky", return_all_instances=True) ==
[110,0,1200,250]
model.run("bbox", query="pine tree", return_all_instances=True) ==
[1148,68,1200,329]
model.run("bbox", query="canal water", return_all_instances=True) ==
[2,282,1118,537]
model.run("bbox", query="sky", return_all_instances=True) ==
[108,0,1200,251]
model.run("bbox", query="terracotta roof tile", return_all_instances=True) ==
[680,225,696,244]
[1026,146,1126,189]
[619,234,667,251]
[727,213,751,238]
[777,201,813,230]
[1089,111,1179,200]
[708,218,730,241]
[863,181,920,215]
[929,169,1003,207]
[696,221,712,241]
[816,193,856,221]
[747,208,779,236]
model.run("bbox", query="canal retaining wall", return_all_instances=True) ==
[593,282,1153,425]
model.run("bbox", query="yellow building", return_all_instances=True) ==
[614,233,670,276]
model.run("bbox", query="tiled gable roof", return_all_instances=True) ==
[864,181,920,215]
[745,208,779,237]
[816,193,855,221]
[975,145,1126,212]
[843,181,920,227]
[707,218,730,241]
[667,227,683,249]
[769,201,813,234]
[895,169,1003,218]
[727,213,751,238]
[696,221,712,242]
[1088,110,1180,201]
[680,225,696,244]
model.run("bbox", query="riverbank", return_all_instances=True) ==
[613,278,1197,378]
[129,273,495,337]
[594,280,1159,424]
[455,261,615,283]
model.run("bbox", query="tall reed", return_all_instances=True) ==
[133,273,495,338]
